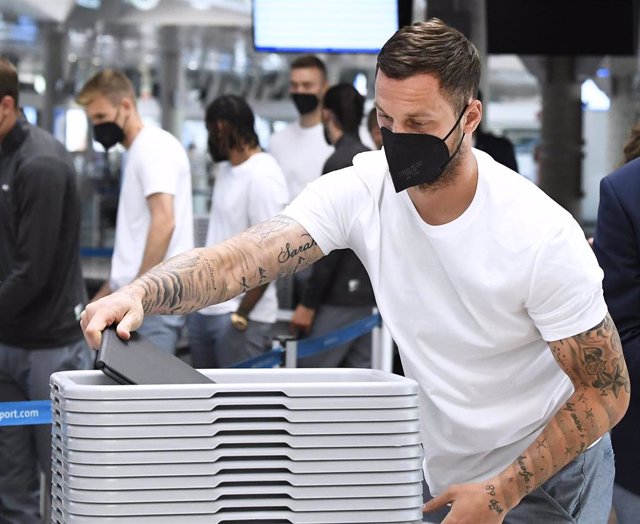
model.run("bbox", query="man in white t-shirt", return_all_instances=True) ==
[76,69,194,354]
[269,55,334,304]
[269,55,333,202]
[81,20,629,523]
[186,95,288,368]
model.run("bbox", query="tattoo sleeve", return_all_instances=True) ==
[131,215,325,315]
[494,313,630,510]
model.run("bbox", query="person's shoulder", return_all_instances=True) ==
[19,127,74,176]
[248,151,285,175]
[477,148,568,225]
[604,156,640,189]
[136,126,189,161]
[269,122,297,145]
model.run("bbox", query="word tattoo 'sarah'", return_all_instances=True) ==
[278,234,317,265]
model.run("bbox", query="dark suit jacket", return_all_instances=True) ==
[593,156,640,495]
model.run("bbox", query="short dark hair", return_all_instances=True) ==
[377,18,480,113]
[323,83,364,134]
[0,57,19,106]
[205,94,258,150]
[290,55,327,81]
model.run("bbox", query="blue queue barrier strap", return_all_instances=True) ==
[80,247,114,258]
[296,313,381,359]
[232,347,284,369]
[0,400,52,426]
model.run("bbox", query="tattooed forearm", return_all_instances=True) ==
[131,215,325,315]
[491,312,630,510]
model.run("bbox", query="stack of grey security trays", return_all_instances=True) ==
[50,368,424,523]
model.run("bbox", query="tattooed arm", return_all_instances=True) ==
[424,313,630,523]
[80,215,324,348]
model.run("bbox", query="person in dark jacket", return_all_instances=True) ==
[0,57,91,523]
[473,90,519,172]
[289,83,376,367]
[593,144,640,524]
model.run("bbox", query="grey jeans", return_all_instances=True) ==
[0,339,92,524]
[423,433,614,524]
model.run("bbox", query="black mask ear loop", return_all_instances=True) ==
[439,104,469,170]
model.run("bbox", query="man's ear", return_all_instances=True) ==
[120,96,135,114]
[463,99,482,134]
[0,95,16,111]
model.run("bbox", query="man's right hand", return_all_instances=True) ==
[80,284,146,349]
[289,304,316,336]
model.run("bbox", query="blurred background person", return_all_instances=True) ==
[473,90,519,172]
[269,55,333,307]
[76,69,194,354]
[0,56,92,524]
[290,83,376,368]
[269,55,333,201]
[187,94,288,368]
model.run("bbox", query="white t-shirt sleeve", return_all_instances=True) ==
[282,167,363,255]
[526,216,607,341]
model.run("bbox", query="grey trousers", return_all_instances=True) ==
[0,339,92,524]
[422,433,614,524]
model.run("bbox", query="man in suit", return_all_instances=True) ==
[593,156,640,524]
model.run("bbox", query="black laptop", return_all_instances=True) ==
[96,326,214,385]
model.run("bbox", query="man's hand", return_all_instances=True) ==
[423,481,512,524]
[80,284,146,349]
[289,304,316,336]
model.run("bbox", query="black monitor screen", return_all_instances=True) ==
[487,0,637,55]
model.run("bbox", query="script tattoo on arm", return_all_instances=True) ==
[133,215,325,315]
[492,313,630,511]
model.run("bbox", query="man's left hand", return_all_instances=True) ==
[423,481,512,524]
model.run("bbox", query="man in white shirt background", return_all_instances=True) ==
[76,69,194,354]
[269,54,333,202]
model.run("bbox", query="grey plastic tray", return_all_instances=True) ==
[52,456,424,477]
[52,429,422,451]
[52,507,423,524]
[52,416,420,438]
[52,492,424,515]
[50,368,418,400]
[56,481,423,503]
[52,393,419,412]
[51,463,424,489]
[54,406,420,425]
[55,443,424,464]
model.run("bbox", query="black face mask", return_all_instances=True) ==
[207,135,228,163]
[291,93,319,115]
[382,106,468,193]
[93,122,124,151]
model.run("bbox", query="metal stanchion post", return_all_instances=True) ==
[284,339,298,369]
[371,309,393,373]
[273,335,297,368]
